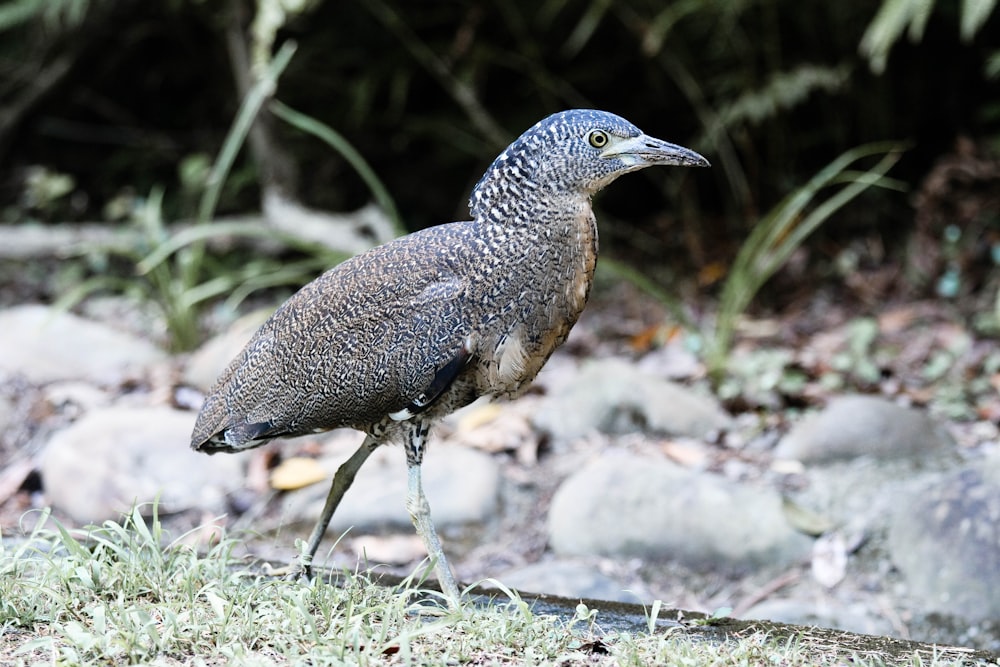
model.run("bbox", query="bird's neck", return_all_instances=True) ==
[470,173,593,230]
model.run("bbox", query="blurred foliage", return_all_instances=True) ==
[705,142,906,379]
[1,0,999,348]
[3,1,997,223]
[860,0,998,74]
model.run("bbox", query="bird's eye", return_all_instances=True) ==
[587,130,609,148]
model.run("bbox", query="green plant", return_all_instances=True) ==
[50,32,404,351]
[0,0,102,32]
[705,143,906,381]
[48,41,300,350]
[861,0,999,74]
[269,100,405,236]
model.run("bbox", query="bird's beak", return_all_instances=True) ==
[602,134,710,168]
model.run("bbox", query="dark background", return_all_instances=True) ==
[2,0,998,315]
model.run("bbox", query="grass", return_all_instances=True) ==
[703,142,906,382]
[1,509,992,666]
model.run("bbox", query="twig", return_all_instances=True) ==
[731,569,801,617]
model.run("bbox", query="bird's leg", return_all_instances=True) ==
[284,434,378,579]
[404,421,461,606]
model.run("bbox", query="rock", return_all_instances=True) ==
[779,458,942,538]
[281,435,500,533]
[183,309,272,391]
[0,304,165,384]
[548,452,811,570]
[40,406,243,522]
[887,458,1000,623]
[0,393,14,434]
[775,395,953,464]
[43,381,112,415]
[531,359,731,443]
[495,561,633,602]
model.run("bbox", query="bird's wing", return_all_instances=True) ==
[192,223,480,449]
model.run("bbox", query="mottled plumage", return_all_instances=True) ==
[191,109,708,604]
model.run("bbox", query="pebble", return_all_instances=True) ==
[547,451,811,570]
[774,394,953,463]
[0,304,166,384]
[39,406,243,523]
[531,358,732,443]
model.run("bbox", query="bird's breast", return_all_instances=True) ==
[474,207,598,397]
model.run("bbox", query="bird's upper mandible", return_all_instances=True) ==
[468,109,709,225]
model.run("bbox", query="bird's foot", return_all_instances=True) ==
[262,542,313,580]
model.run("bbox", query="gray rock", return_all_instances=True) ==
[0,393,14,434]
[40,406,243,522]
[531,359,731,443]
[494,560,633,602]
[780,458,941,542]
[0,304,165,384]
[775,395,953,464]
[548,452,811,570]
[183,309,272,391]
[887,458,1000,623]
[282,437,500,533]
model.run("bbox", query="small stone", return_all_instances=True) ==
[39,406,243,523]
[887,459,1000,623]
[0,305,165,384]
[531,359,731,443]
[548,452,811,570]
[775,395,953,464]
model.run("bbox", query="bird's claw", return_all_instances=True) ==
[261,554,313,580]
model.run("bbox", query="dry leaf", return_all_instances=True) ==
[660,440,710,468]
[270,456,328,490]
[782,497,835,536]
[455,403,504,433]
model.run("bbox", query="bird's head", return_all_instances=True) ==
[470,109,709,223]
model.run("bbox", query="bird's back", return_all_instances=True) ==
[191,210,597,452]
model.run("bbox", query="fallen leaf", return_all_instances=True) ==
[452,406,536,455]
[660,440,710,468]
[782,497,836,536]
[578,638,611,654]
[270,457,328,490]
[455,403,504,433]
[878,306,918,334]
[697,261,728,287]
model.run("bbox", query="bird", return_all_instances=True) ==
[190,109,709,606]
